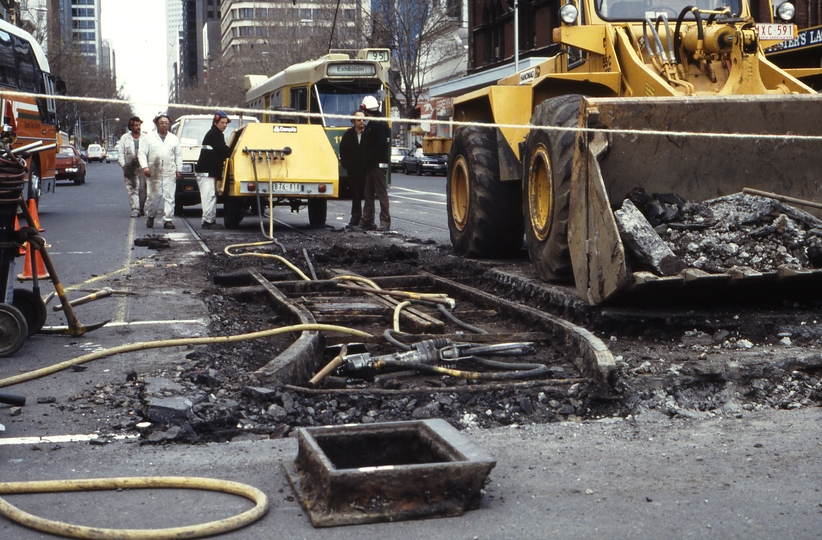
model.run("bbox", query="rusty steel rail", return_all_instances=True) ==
[214,269,615,387]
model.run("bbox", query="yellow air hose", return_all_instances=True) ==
[0,323,371,388]
[0,476,268,539]
[223,243,311,281]
[0,323,371,537]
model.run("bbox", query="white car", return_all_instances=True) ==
[390,147,410,172]
[170,114,259,210]
[86,144,104,162]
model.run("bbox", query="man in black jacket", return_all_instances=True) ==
[359,96,391,231]
[195,111,232,229]
[339,110,366,229]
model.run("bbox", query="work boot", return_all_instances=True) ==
[359,222,377,231]
[163,221,176,230]
[146,216,154,228]
[202,221,223,230]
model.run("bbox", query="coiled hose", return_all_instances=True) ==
[0,476,268,539]
[0,323,372,538]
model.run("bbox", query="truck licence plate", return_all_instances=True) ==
[755,23,795,40]
[268,182,303,194]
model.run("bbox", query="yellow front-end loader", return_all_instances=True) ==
[447,0,822,304]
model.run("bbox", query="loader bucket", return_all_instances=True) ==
[568,95,822,305]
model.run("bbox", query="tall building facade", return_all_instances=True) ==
[70,0,102,65]
[219,0,368,64]
[167,0,183,102]
[180,0,220,86]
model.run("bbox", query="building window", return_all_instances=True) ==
[255,26,266,37]
[256,8,267,18]
[300,8,312,19]
[239,26,253,36]
[238,8,253,18]
[343,8,355,19]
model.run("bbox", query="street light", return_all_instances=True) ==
[102,118,120,149]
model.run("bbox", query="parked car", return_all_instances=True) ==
[401,150,448,176]
[55,145,86,185]
[86,144,104,162]
[170,114,259,211]
[390,147,410,172]
[105,149,119,163]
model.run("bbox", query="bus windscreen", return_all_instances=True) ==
[316,82,384,127]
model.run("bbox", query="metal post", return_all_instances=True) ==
[514,0,519,73]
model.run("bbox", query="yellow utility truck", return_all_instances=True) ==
[220,123,338,229]
[447,0,822,304]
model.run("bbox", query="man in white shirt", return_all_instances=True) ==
[116,116,147,218]
[138,114,182,229]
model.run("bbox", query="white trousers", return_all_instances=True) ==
[146,173,177,221]
[197,176,217,224]
[124,171,147,214]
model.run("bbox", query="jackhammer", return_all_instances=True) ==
[309,338,546,387]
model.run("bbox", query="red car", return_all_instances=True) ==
[55,145,87,185]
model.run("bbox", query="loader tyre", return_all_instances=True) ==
[447,124,523,258]
[523,94,582,281]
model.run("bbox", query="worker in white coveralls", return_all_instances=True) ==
[138,113,183,230]
[116,116,147,218]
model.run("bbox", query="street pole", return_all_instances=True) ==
[514,0,519,73]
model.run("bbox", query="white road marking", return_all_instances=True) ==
[0,433,138,446]
[391,186,447,197]
[390,194,447,206]
[103,319,207,327]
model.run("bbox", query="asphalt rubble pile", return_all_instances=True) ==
[623,190,822,273]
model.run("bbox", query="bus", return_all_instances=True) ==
[0,18,60,205]
[245,48,392,199]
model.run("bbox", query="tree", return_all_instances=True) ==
[370,0,463,118]
[47,38,134,146]
[171,1,368,117]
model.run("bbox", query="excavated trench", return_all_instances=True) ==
[106,206,822,445]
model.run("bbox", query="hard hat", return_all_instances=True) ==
[361,95,380,112]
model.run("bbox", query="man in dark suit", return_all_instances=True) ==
[339,110,367,230]
[359,96,391,231]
